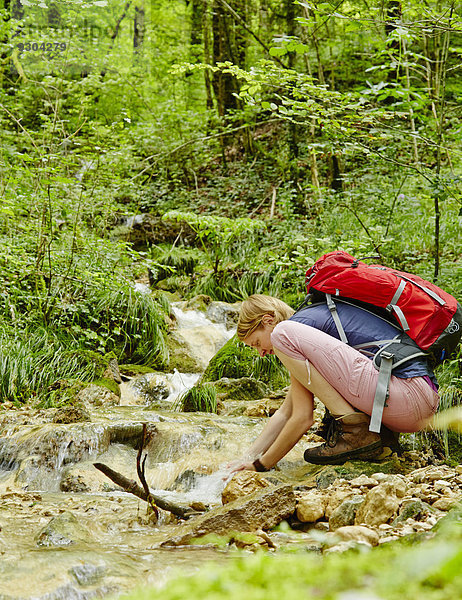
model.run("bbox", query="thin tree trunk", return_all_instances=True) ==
[134,0,145,51]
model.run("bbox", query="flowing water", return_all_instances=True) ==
[0,301,273,600]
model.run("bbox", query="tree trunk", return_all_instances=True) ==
[211,0,247,116]
[134,0,145,51]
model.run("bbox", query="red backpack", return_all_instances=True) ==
[303,251,461,433]
[305,251,461,364]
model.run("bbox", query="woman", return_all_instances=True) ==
[229,294,439,473]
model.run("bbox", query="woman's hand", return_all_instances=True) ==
[222,458,256,480]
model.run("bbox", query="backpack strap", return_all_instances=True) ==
[369,351,394,433]
[369,336,428,433]
[326,294,348,344]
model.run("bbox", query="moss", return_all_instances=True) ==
[166,334,204,373]
[119,364,157,376]
[202,335,257,382]
[177,383,217,413]
[202,335,289,390]
[92,377,121,397]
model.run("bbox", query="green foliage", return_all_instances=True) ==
[203,335,289,390]
[0,325,96,405]
[176,382,217,413]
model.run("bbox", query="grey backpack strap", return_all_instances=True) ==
[326,294,348,344]
[369,351,394,433]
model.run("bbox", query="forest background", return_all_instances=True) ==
[0,0,461,409]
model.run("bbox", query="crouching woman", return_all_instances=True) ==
[230,294,439,473]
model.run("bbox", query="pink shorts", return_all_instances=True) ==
[271,320,439,433]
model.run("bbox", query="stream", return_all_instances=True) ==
[0,300,282,600]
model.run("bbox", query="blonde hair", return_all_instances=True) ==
[237,294,294,341]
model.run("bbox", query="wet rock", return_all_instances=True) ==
[60,466,113,493]
[332,525,379,547]
[167,330,219,373]
[36,511,91,546]
[122,374,170,405]
[355,482,400,527]
[77,384,120,408]
[215,377,270,402]
[109,422,157,447]
[206,301,241,330]
[183,295,213,311]
[162,484,296,545]
[222,471,273,504]
[102,357,122,383]
[70,563,106,586]
[53,405,91,424]
[296,491,326,522]
[329,495,365,530]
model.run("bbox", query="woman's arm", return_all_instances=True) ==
[226,385,293,474]
[258,377,313,468]
[227,377,313,473]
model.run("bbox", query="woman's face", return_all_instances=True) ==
[243,316,275,358]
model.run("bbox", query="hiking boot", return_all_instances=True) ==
[380,425,402,456]
[304,412,382,465]
[316,410,402,456]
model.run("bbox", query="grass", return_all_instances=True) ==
[176,382,218,413]
[0,325,96,406]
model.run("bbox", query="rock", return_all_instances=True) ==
[296,491,326,522]
[206,301,241,330]
[215,377,270,402]
[52,405,91,424]
[333,525,379,547]
[349,475,378,488]
[70,563,106,586]
[325,488,355,518]
[36,512,91,546]
[118,213,196,248]
[121,374,170,405]
[243,398,283,417]
[102,357,122,383]
[329,495,365,530]
[162,484,296,545]
[355,482,400,527]
[409,465,455,484]
[77,384,119,408]
[392,499,429,525]
[222,471,273,504]
[166,333,205,373]
[432,496,460,511]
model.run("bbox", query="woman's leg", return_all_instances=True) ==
[271,320,438,432]
[273,347,381,463]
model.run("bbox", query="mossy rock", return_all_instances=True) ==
[92,377,121,397]
[166,333,204,373]
[184,294,213,311]
[119,364,157,377]
[202,336,254,381]
[215,377,270,402]
[202,335,289,390]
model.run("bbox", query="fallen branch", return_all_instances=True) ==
[93,462,199,519]
[137,423,159,520]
